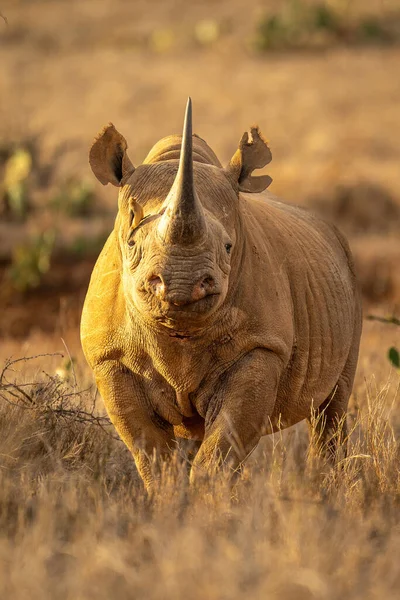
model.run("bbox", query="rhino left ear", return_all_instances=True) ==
[226,127,272,193]
[89,123,135,186]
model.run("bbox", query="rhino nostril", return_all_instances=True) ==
[148,275,165,297]
[191,275,216,302]
[200,276,215,291]
[149,275,162,286]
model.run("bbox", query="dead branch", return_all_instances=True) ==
[0,354,121,442]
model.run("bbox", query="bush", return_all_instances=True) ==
[253,1,396,51]
[51,178,94,217]
[7,230,55,292]
[1,147,32,220]
[0,354,131,479]
[366,315,400,370]
[67,231,109,259]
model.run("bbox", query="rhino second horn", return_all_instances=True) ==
[157,98,207,245]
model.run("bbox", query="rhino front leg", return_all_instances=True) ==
[190,349,283,484]
[94,362,175,491]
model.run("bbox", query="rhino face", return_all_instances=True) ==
[89,98,273,332]
[118,101,235,331]
[121,203,233,330]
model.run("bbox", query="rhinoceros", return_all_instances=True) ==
[81,99,362,489]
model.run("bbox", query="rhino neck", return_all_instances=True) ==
[143,134,222,168]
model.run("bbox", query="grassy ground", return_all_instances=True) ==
[0,320,398,599]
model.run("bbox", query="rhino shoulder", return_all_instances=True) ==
[80,232,127,369]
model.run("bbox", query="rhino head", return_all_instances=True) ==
[89,99,272,333]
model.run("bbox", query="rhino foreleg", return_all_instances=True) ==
[190,349,283,484]
[94,362,175,491]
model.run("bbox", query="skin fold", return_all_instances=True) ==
[81,101,362,490]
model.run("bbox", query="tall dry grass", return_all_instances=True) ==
[0,345,398,599]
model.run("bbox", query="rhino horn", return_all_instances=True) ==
[158,98,207,245]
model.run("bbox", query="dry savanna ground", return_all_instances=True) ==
[0,321,399,599]
[0,1,399,598]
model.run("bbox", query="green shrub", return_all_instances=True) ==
[8,230,55,293]
[1,147,32,220]
[67,232,109,259]
[388,347,400,369]
[359,17,388,42]
[51,178,94,217]
[367,315,400,370]
[253,1,395,51]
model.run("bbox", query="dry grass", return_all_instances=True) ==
[0,322,398,600]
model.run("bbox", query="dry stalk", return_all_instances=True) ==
[0,354,120,442]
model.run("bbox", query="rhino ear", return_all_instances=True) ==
[227,127,272,193]
[89,123,135,186]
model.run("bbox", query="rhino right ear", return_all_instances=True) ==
[89,123,135,186]
[226,127,272,193]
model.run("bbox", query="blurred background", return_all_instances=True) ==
[0,0,399,356]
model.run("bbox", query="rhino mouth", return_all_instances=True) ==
[161,292,220,315]
[149,292,222,325]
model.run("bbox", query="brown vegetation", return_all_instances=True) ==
[0,325,399,599]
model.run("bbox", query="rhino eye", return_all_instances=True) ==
[127,231,136,247]
[225,243,232,254]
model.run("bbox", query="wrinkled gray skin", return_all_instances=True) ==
[81,100,362,490]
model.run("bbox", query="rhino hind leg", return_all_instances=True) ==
[307,341,360,464]
[307,386,349,463]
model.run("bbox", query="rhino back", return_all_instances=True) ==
[239,191,361,421]
[144,134,222,167]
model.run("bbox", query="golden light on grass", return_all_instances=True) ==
[0,321,398,599]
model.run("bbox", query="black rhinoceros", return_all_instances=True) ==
[81,99,362,489]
